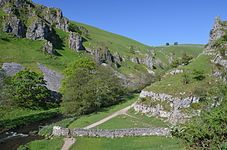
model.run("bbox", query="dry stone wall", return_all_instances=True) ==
[52,126,170,138]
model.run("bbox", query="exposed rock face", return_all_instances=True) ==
[43,40,55,55]
[1,62,25,76]
[134,90,200,124]
[3,16,26,38]
[130,54,154,69]
[205,17,226,54]
[69,32,85,51]
[26,19,51,40]
[92,48,114,64]
[52,126,171,138]
[213,69,227,82]
[38,63,63,92]
[44,8,69,32]
[213,54,227,68]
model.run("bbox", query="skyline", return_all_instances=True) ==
[33,0,227,46]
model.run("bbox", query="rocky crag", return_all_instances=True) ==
[133,91,200,124]
[205,17,227,69]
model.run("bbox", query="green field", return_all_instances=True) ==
[70,136,185,150]
[69,94,138,128]
[96,109,168,129]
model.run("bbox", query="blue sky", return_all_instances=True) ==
[33,0,227,46]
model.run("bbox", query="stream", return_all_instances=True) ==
[0,115,63,150]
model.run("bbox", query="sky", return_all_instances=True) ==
[33,0,227,46]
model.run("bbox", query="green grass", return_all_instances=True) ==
[154,44,204,65]
[0,108,58,133]
[70,136,185,150]
[0,30,83,72]
[145,54,215,97]
[69,94,138,128]
[96,109,168,129]
[18,137,64,150]
[72,21,151,57]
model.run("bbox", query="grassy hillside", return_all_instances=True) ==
[144,54,215,97]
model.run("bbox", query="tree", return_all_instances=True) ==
[174,42,178,45]
[166,43,170,46]
[61,59,125,115]
[9,70,51,109]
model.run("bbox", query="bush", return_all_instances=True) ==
[193,69,205,81]
[181,53,193,65]
[172,84,227,149]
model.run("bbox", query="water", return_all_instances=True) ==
[0,115,62,150]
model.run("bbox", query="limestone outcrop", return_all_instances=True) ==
[38,63,63,92]
[205,17,226,54]
[1,62,25,76]
[26,19,51,40]
[134,90,200,124]
[3,15,26,38]
[43,40,55,55]
[43,8,69,32]
[213,54,227,69]
[69,32,85,51]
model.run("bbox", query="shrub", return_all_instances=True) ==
[193,69,205,81]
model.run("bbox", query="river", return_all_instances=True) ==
[0,115,63,150]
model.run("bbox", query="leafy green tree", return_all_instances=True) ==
[9,70,51,109]
[61,58,125,115]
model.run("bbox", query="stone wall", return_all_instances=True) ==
[52,126,170,138]
[135,90,200,124]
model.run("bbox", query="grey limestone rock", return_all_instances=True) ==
[205,17,226,54]
[3,16,26,38]
[38,63,63,92]
[43,40,55,55]
[69,32,85,51]
[26,19,51,40]
[1,62,25,76]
